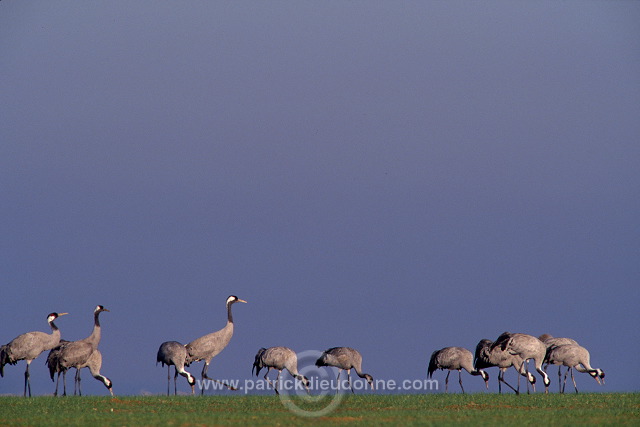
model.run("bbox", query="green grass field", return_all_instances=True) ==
[0,393,638,426]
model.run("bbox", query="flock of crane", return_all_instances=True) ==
[0,296,604,397]
[429,333,605,395]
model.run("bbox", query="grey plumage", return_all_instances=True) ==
[492,332,551,393]
[48,339,113,396]
[185,295,247,394]
[539,334,580,391]
[75,348,113,396]
[474,339,532,394]
[51,305,109,396]
[539,334,579,349]
[428,346,488,393]
[0,312,68,397]
[315,347,374,393]
[545,344,604,393]
[157,341,195,395]
[252,346,309,395]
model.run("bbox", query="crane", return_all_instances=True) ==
[428,346,488,393]
[185,295,247,394]
[316,347,374,393]
[1,312,68,396]
[252,346,310,395]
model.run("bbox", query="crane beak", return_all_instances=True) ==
[58,313,69,316]
[237,299,248,303]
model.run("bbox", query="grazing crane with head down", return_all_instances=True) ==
[49,305,109,396]
[491,332,551,393]
[0,312,68,397]
[539,334,579,391]
[185,295,247,394]
[545,344,604,394]
[428,347,489,393]
[48,341,113,396]
[73,348,113,396]
[315,347,374,393]
[252,347,310,395]
[474,339,533,394]
[156,341,195,395]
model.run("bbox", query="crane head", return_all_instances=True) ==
[95,305,110,313]
[296,374,310,390]
[480,370,489,388]
[47,312,68,322]
[364,374,374,390]
[542,373,550,387]
[590,369,605,384]
[227,295,247,305]
[186,373,196,386]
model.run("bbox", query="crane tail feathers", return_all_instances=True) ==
[252,348,267,376]
[427,350,439,378]
[315,355,327,367]
[0,345,8,377]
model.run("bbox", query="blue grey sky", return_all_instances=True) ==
[1,1,638,396]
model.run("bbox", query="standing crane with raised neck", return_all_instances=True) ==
[1,311,68,397]
[185,295,247,394]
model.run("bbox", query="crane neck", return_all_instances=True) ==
[85,310,103,348]
[227,302,234,324]
[355,369,369,378]
[45,318,62,350]
[49,318,60,333]
[48,319,62,342]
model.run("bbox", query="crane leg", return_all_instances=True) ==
[515,362,527,394]
[62,369,68,396]
[444,371,450,393]
[54,371,61,397]
[558,366,562,392]
[201,362,237,393]
[562,367,569,393]
[75,368,82,396]
[500,369,518,394]
[264,368,278,395]
[166,365,171,396]
[201,363,208,395]
[335,370,341,394]
[347,369,354,394]
[570,368,578,394]
[523,360,534,394]
[173,366,178,396]
[458,370,465,394]
[275,370,282,395]
[24,362,32,398]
